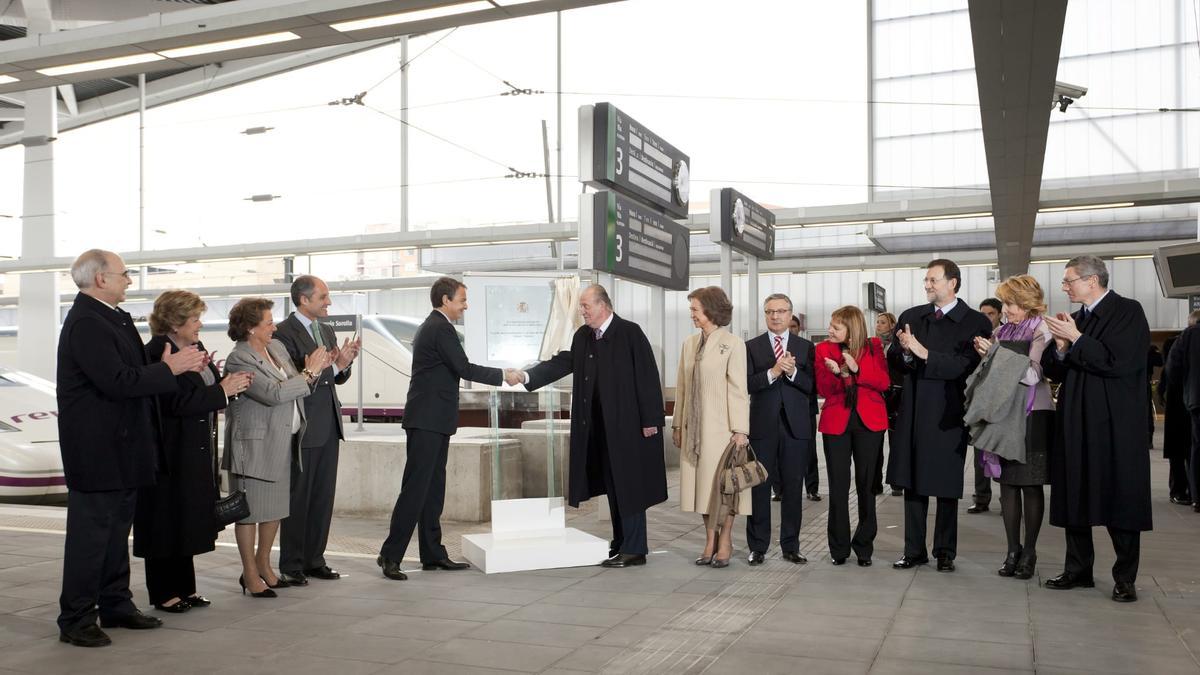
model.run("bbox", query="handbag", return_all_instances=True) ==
[720,442,769,495]
[213,416,250,526]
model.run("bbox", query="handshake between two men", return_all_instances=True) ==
[502,368,526,387]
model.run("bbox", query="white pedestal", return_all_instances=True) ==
[462,497,609,574]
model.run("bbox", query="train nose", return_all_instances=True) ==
[0,439,66,504]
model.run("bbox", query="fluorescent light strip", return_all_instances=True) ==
[777,219,883,230]
[331,1,494,32]
[1038,202,1135,213]
[905,211,992,221]
[428,238,554,248]
[1030,259,1070,265]
[160,32,300,59]
[37,52,164,77]
[1114,254,1153,260]
[0,75,17,85]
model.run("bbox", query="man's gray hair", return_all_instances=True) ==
[70,249,113,290]
[763,293,793,311]
[583,284,613,309]
[1066,255,1109,289]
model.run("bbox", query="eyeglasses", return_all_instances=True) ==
[764,309,791,316]
[1060,274,1093,287]
[923,277,946,285]
[103,270,132,279]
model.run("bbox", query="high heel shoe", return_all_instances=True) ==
[998,548,1021,577]
[695,553,714,565]
[238,575,277,598]
[152,598,191,614]
[711,545,732,568]
[1014,551,1037,580]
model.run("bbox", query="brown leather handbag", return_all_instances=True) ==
[720,442,769,494]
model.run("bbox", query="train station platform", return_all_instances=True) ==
[1,428,1199,674]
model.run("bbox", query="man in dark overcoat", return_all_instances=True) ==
[887,259,992,572]
[1162,310,1200,506]
[515,284,666,567]
[1041,255,1152,602]
[56,249,206,647]
[273,275,360,585]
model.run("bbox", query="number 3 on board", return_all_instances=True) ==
[615,146,624,175]
[615,233,624,262]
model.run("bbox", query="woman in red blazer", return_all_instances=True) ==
[816,305,890,566]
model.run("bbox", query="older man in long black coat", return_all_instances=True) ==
[887,259,992,572]
[1041,256,1152,602]
[518,285,666,568]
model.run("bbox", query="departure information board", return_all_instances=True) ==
[579,191,690,291]
[709,188,775,260]
[579,102,690,219]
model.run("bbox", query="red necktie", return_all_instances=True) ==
[774,335,784,359]
[934,308,944,320]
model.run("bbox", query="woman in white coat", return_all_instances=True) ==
[673,286,751,568]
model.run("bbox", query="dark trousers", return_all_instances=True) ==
[971,447,991,506]
[746,417,810,554]
[823,412,883,560]
[903,492,958,559]
[1189,412,1200,503]
[144,556,196,606]
[1064,526,1141,584]
[1168,455,1191,500]
[281,432,340,574]
[380,428,451,563]
[804,441,819,495]
[598,436,647,555]
[58,489,138,632]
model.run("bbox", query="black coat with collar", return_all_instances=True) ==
[886,299,993,498]
[745,332,815,440]
[133,335,227,558]
[56,293,178,492]
[1041,291,1152,531]
[524,314,667,514]
[403,310,503,436]
[273,313,352,448]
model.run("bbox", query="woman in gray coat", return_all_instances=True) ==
[223,298,328,597]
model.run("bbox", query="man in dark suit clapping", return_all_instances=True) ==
[57,249,206,647]
[377,277,503,580]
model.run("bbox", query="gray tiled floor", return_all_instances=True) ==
[2,427,1200,674]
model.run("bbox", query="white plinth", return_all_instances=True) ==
[462,497,609,574]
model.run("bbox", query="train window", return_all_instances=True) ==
[0,419,15,432]
[375,317,420,350]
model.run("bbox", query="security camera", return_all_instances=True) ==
[1053,81,1087,113]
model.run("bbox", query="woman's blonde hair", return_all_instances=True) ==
[994,274,1047,316]
[148,290,207,335]
[877,312,897,331]
[830,305,869,357]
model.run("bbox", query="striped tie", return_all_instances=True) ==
[773,335,784,360]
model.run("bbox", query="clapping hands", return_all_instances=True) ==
[162,344,207,375]
[1044,312,1081,352]
[896,324,928,360]
[771,352,796,379]
[331,336,362,370]
[973,335,993,357]
[304,346,332,375]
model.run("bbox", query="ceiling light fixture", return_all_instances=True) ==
[1038,202,1135,213]
[160,32,301,59]
[776,219,883,230]
[37,52,164,77]
[330,1,494,32]
[904,211,992,221]
[0,75,17,85]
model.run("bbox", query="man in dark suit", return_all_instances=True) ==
[889,259,992,573]
[967,297,1003,514]
[513,284,666,567]
[745,294,815,565]
[273,275,360,585]
[1164,310,1200,507]
[56,249,206,647]
[378,277,502,580]
[1042,256,1152,602]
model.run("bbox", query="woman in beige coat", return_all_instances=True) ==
[673,286,751,568]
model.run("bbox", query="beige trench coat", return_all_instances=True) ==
[674,327,752,514]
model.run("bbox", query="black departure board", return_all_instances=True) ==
[579,191,690,291]
[710,188,775,260]
[579,102,690,219]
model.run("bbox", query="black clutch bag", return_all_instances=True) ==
[214,489,249,526]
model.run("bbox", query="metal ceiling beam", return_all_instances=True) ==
[0,0,622,95]
[968,0,1068,277]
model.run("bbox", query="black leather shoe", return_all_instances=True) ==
[600,553,646,568]
[892,555,929,569]
[185,595,211,608]
[59,624,111,648]
[280,571,308,586]
[831,557,847,566]
[152,599,191,614]
[1043,571,1095,590]
[609,548,619,559]
[857,558,872,567]
[377,555,407,581]
[807,493,822,502]
[1112,581,1138,602]
[303,566,340,580]
[936,556,955,572]
[1193,503,1200,513]
[998,550,1020,577]
[967,503,989,514]
[890,488,904,497]
[781,551,807,564]
[747,551,765,566]
[1170,495,1193,505]
[422,558,470,571]
[99,611,163,630]
[1014,552,1037,580]
[265,576,291,589]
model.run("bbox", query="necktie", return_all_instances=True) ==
[1081,307,1091,322]
[594,328,603,340]
[934,308,944,320]
[773,335,784,359]
[310,320,324,347]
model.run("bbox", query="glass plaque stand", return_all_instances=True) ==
[461,389,609,574]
